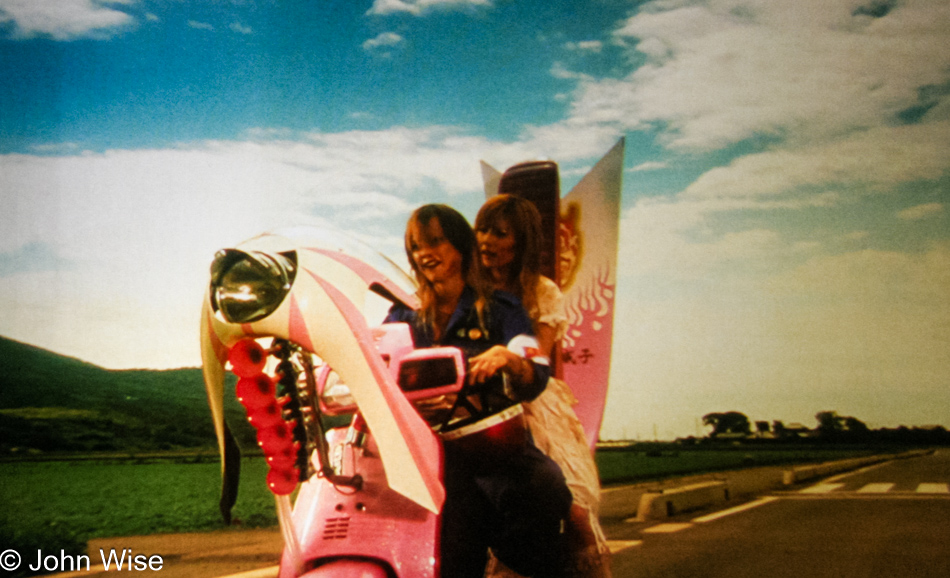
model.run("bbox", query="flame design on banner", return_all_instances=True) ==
[562,267,614,350]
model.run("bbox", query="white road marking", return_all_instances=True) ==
[916,483,950,494]
[857,483,895,493]
[607,540,643,553]
[692,496,779,523]
[642,523,693,533]
[825,461,890,482]
[799,483,845,494]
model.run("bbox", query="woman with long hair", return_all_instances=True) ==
[385,203,573,578]
[476,194,611,577]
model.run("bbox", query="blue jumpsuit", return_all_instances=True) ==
[385,287,572,577]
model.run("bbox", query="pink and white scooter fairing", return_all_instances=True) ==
[199,228,524,577]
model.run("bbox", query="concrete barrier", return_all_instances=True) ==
[782,456,881,485]
[781,450,930,485]
[602,449,932,522]
[635,481,729,521]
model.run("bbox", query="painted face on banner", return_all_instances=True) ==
[558,203,582,290]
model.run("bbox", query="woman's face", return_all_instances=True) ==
[408,217,464,285]
[476,218,517,272]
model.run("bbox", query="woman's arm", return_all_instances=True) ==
[533,276,565,358]
[468,345,533,384]
[535,322,558,360]
[466,290,551,400]
[467,341,550,401]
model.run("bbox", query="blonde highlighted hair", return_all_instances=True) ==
[474,194,544,320]
[404,204,491,337]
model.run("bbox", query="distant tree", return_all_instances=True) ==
[755,421,771,434]
[703,411,752,438]
[843,416,869,434]
[772,421,786,437]
[816,411,844,435]
[816,411,871,441]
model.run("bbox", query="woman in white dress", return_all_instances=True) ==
[475,194,611,577]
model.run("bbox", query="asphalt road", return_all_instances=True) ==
[604,449,950,578]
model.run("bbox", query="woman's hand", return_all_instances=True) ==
[468,345,533,386]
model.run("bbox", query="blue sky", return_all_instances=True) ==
[1,1,634,151]
[1,0,948,440]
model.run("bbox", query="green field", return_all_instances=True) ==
[595,444,881,485]
[0,456,276,575]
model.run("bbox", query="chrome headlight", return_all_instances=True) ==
[210,249,297,323]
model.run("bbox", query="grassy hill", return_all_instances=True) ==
[0,336,256,455]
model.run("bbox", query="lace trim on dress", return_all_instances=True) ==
[533,276,567,339]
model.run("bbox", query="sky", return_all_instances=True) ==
[1,0,948,440]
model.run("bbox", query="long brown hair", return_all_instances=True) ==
[404,204,490,336]
[474,194,543,319]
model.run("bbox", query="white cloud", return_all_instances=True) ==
[565,40,603,53]
[366,0,492,17]
[0,0,133,40]
[229,22,252,35]
[550,61,588,81]
[766,244,950,304]
[362,31,404,52]
[187,20,213,31]
[618,195,814,283]
[0,127,567,368]
[897,202,944,221]
[682,122,950,201]
[630,160,667,172]
[558,0,950,151]
[515,123,622,164]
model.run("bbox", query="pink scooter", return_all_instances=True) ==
[200,229,523,577]
[233,325,472,577]
[201,142,625,576]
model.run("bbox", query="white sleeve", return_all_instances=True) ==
[507,334,550,367]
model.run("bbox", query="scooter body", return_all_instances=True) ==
[278,324,453,577]
[279,426,439,577]
[200,228,455,576]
